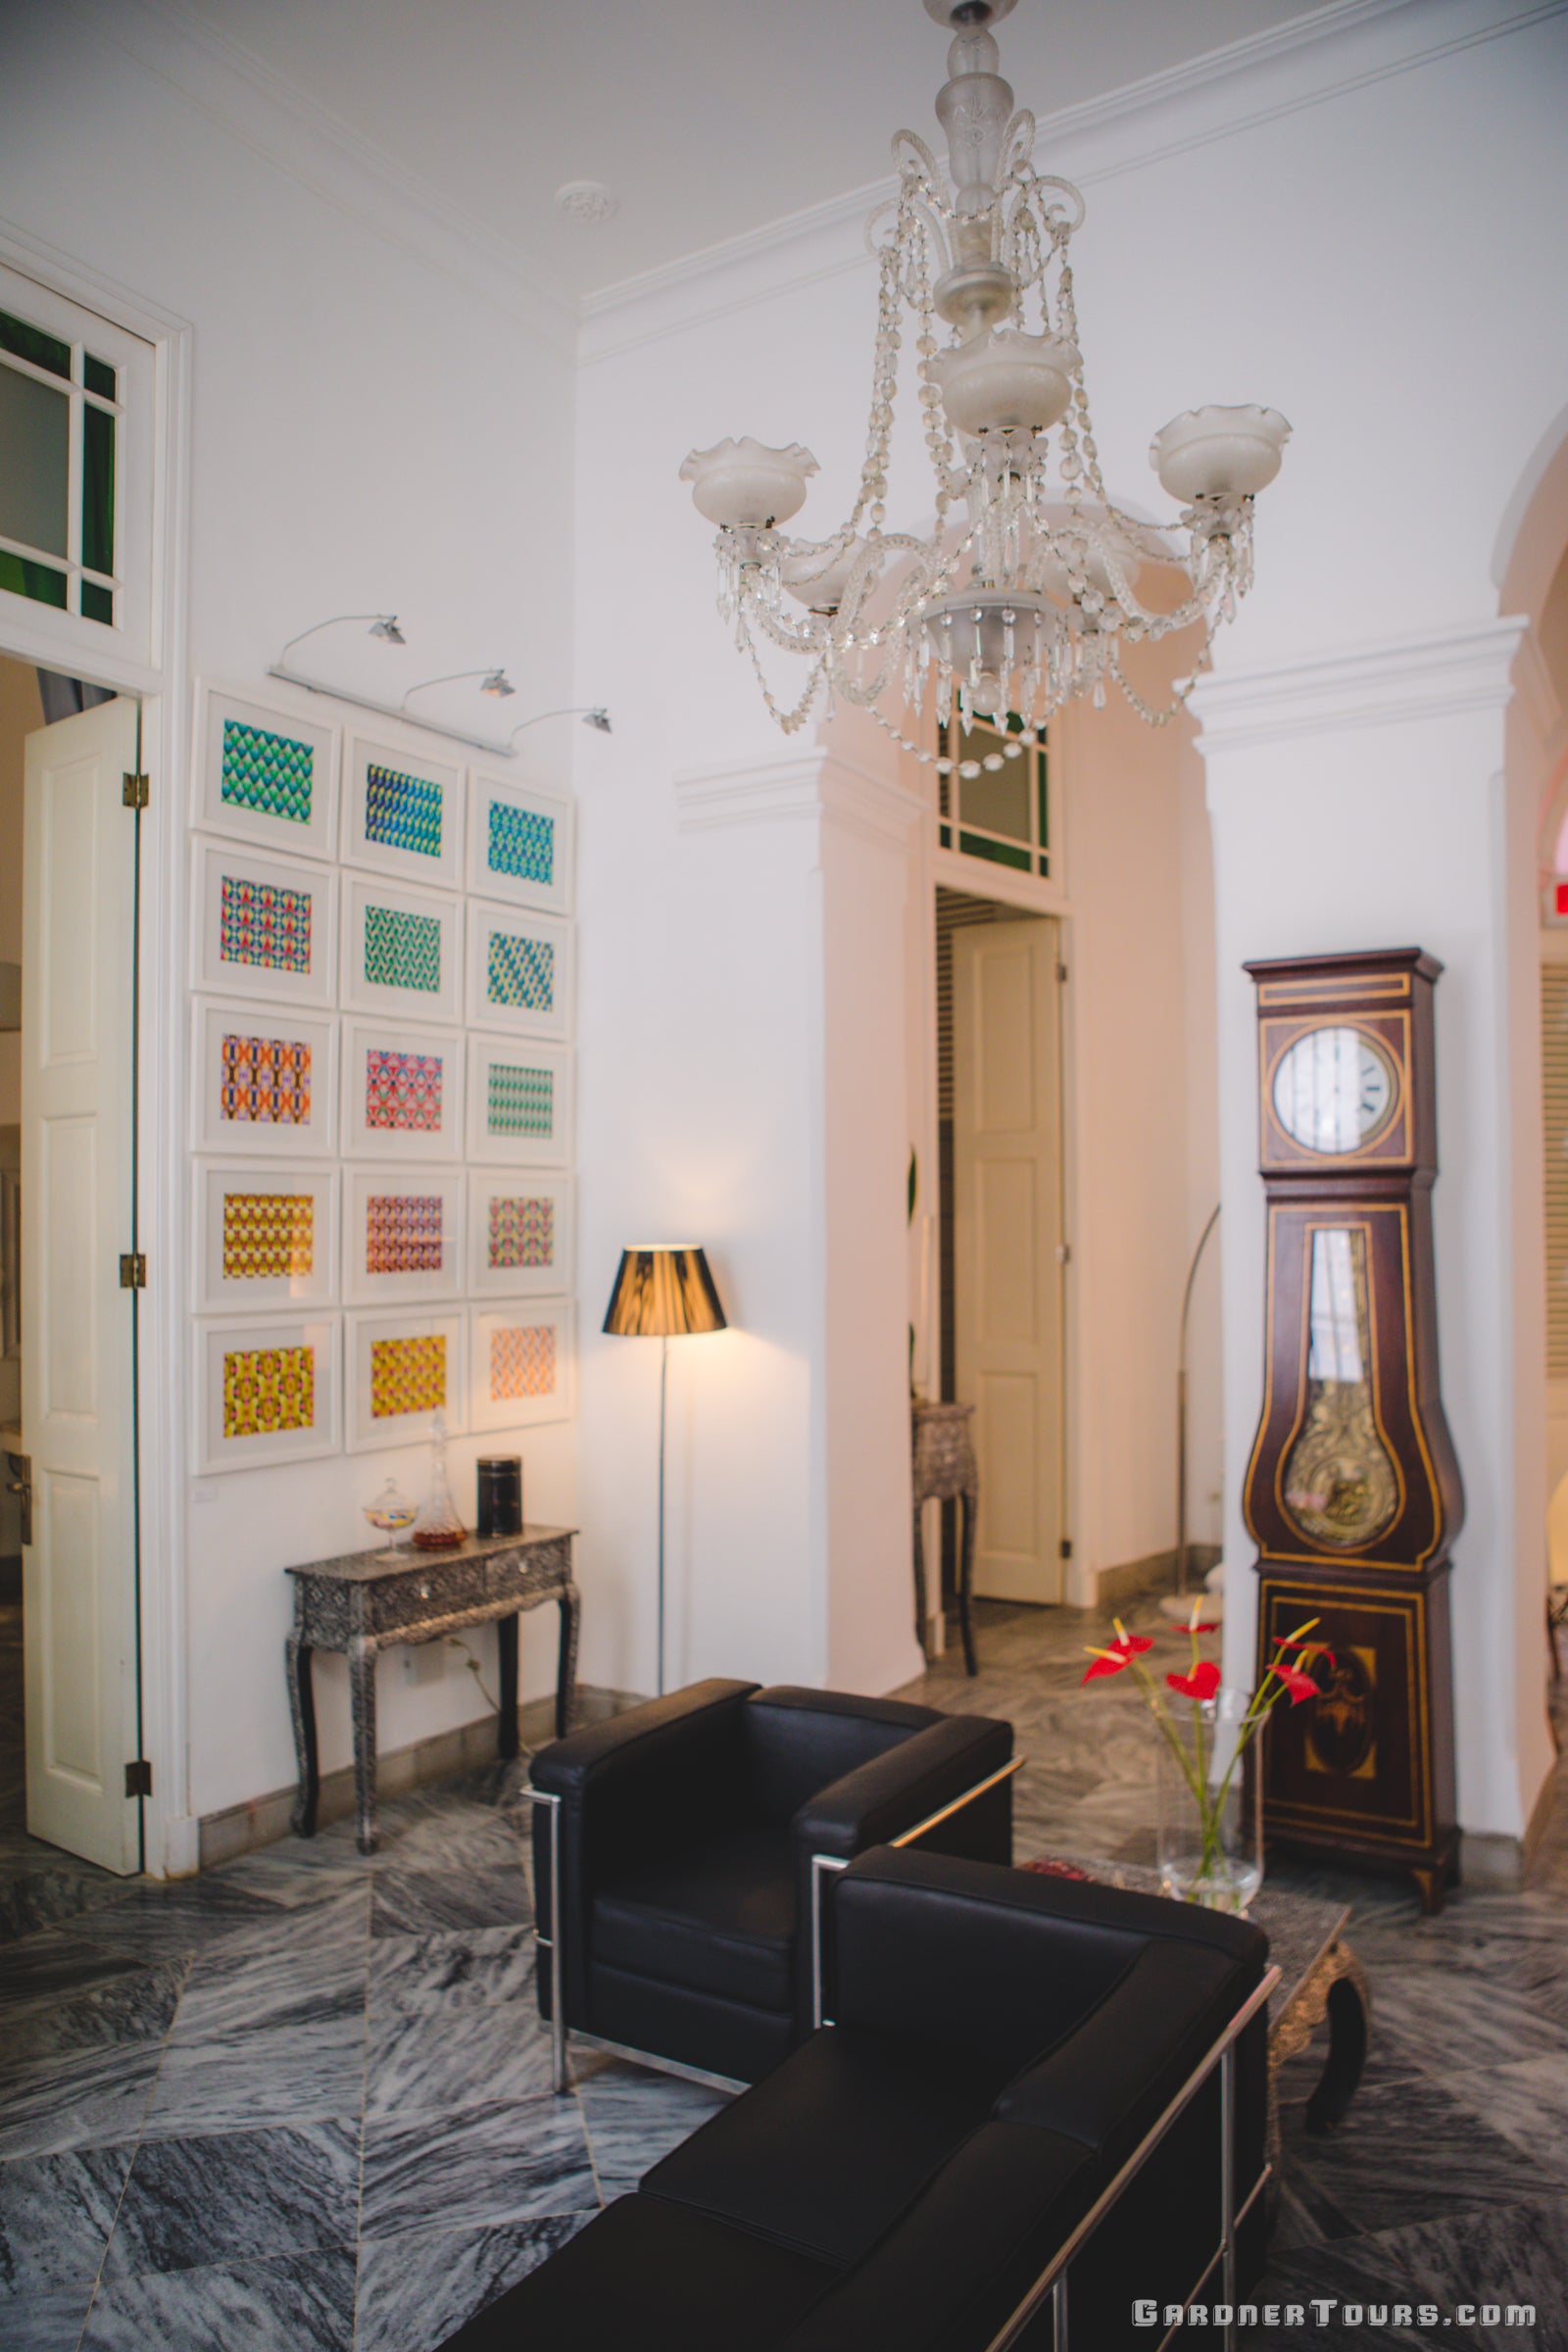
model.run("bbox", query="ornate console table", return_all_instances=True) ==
[285,1524,578,1855]
[911,1400,979,1674]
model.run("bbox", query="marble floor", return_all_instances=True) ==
[1,1590,1566,2349]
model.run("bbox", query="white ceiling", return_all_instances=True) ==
[182,0,1344,304]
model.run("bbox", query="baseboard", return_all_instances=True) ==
[1091,1544,1220,1612]
[1458,1765,1558,1892]
[196,1684,637,1871]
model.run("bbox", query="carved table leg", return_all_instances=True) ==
[911,1506,930,1660]
[1304,1960,1371,2136]
[348,1635,379,1856]
[497,1612,519,1762]
[957,1482,978,1678]
[556,1580,581,1738]
[286,1634,319,1838]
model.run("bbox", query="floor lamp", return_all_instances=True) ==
[603,1245,727,1696]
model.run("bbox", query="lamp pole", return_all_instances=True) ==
[657,1335,669,1696]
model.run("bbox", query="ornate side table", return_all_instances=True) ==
[911,1400,979,1675]
[285,1524,578,1855]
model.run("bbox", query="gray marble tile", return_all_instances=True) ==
[573,2054,729,2199]
[78,2243,357,2352]
[367,1924,535,2015]
[104,2118,359,2277]
[0,2041,162,2162]
[361,2091,597,2238]
[1374,2197,1568,2351]
[365,1994,552,2119]
[1365,1962,1568,2078]
[1443,2056,1568,2175]
[0,2279,98,2351]
[67,1881,289,1962]
[369,1866,530,1938]
[0,1933,155,2025]
[355,2214,589,2352]
[1279,2073,1568,2243]
[1,1960,186,2071]
[1246,2232,1450,2348]
[0,1868,133,1948]
[0,2140,135,2294]
[367,1796,527,1878]
[171,1942,365,2044]
[205,1848,370,1911]
[139,2015,367,2142]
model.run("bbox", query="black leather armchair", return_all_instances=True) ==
[529,1679,1015,2088]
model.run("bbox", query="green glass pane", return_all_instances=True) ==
[80,579,114,625]
[959,759,1031,845]
[1037,749,1049,852]
[939,822,953,849]
[83,354,116,400]
[0,307,70,379]
[957,831,1030,872]
[0,549,68,609]
[82,401,115,577]
[0,362,70,556]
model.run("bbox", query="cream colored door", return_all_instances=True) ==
[23,694,142,1872]
[953,916,1064,1603]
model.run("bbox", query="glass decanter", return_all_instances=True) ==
[411,1413,466,1550]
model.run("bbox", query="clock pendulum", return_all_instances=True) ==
[1242,949,1462,1913]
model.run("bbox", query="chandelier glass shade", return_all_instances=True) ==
[680,0,1290,770]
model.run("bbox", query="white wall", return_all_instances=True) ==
[0,1,580,1825]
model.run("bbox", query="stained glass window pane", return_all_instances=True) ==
[0,307,70,378]
[82,400,115,577]
[0,364,70,557]
[0,551,67,608]
[83,354,116,400]
[80,580,113,625]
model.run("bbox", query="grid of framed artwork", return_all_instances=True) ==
[190,683,575,1469]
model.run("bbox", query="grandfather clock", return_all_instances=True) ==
[1243,948,1461,1912]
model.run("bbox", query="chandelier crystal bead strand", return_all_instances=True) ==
[680,0,1289,768]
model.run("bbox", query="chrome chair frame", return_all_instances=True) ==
[531,1753,1023,2095]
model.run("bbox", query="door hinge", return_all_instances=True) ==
[119,1252,147,1290]
[1054,1242,1071,1265]
[1055,960,1068,983]
[122,771,149,809]
[1059,1539,1073,1561]
[124,1759,152,1798]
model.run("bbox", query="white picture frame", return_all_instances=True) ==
[193,837,338,1007]
[466,901,572,1039]
[465,1035,572,1167]
[195,683,339,862]
[341,873,464,1025]
[341,732,464,890]
[191,998,339,1158]
[466,1172,573,1298]
[466,770,573,913]
[343,1167,465,1305]
[196,1315,341,1474]
[195,1163,338,1314]
[467,1299,575,1433]
[342,1017,466,1163]
[345,1308,466,1452]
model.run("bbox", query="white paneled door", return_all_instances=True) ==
[23,694,142,1872]
[953,916,1065,1604]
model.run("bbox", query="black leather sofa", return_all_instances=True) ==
[444,1845,1271,2352]
[529,1678,1015,2087]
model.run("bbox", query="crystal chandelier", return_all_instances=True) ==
[680,0,1289,772]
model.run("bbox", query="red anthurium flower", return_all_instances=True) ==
[1081,1630,1153,1685]
[1275,1659,1321,1705]
[1189,1622,1219,1635]
[1166,1659,1221,1702]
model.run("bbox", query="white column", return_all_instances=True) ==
[1193,617,1555,1853]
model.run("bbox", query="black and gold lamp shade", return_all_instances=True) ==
[603,1246,727,1340]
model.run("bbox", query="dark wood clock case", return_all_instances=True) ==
[1243,948,1462,1912]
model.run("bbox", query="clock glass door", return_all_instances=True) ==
[1281,1225,1399,1550]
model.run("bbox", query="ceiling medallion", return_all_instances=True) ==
[680,0,1289,770]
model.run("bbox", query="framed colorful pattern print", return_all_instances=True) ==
[191,998,338,1157]
[465,1035,571,1167]
[196,685,339,862]
[196,1315,341,1473]
[465,902,571,1039]
[468,1299,574,1433]
[342,733,464,890]
[466,772,572,914]
[341,1018,465,1162]
[195,1163,338,1313]
[193,838,337,1007]
[341,874,463,1025]
[345,1309,466,1451]
[343,1167,464,1305]
[466,1172,572,1298]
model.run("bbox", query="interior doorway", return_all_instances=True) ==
[936,886,1066,1609]
[0,654,144,1875]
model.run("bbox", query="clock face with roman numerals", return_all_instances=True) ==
[1271,1025,1397,1154]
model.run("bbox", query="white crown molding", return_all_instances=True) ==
[67,0,578,359]
[1189,615,1531,753]
[581,0,1565,363]
[674,747,922,851]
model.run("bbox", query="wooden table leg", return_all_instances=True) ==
[957,1484,978,1678]
[911,1506,930,1660]
[556,1581,580,1738]
[286,1633,319,1838]
[348,1635,379,1856]
[497,1612,519,1761]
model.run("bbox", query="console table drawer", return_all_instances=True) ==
[369,1562,486,1633]
[487,1550,564,1607]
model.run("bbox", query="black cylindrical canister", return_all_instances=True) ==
[476,1457,523,1538]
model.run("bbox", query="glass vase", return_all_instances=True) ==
[1155,1687,1264,1913]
